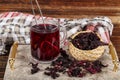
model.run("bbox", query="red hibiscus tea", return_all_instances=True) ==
[30,24,60,62]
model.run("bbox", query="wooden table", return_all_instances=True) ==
[0,56,8,80]
[0,0,120,80]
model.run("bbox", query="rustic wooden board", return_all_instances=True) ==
[0,0,120,17]
[0,56,8,79]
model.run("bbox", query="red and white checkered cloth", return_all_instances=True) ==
[0,12,113,45]
[0,12,63,44]
[0,12,34,44]
[0,12,82,45]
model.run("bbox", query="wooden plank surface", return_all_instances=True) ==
[0,56,8,80]
[0,0,120,80]
[0,0,120,17]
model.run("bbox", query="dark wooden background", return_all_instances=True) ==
[0,0,120,80]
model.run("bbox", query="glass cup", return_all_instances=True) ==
[30,19,66,63]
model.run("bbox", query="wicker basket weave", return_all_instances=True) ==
[68,31,105,61]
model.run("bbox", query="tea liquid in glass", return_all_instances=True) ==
[30,24,60,62]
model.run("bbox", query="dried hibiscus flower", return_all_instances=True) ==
[72,32,107,50]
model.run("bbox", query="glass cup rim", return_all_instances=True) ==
[31,23,59,33]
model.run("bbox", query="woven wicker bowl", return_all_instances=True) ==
[68,31,105,61]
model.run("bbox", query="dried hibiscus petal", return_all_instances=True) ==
[44,49,108,79]
[72,32,107,50]
[29,62,40,74]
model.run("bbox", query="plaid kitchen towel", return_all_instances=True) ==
[0,12,113,48]
[0,12,78,45]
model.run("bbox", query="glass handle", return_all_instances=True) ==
[60,27,67,47]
